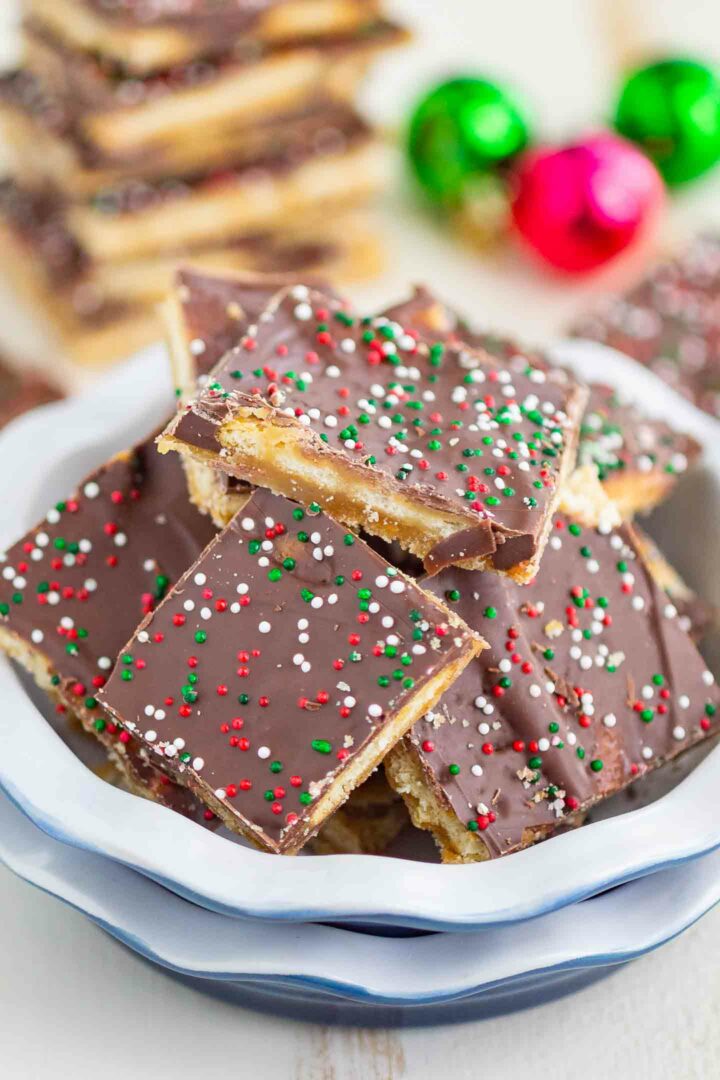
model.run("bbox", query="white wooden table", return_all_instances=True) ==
[2,2,720,1075]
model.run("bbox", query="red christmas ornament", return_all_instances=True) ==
[510,132,664,272]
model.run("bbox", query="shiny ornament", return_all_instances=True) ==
[408,77,530,206]
[614,58,720,185]
[510,133,664,273]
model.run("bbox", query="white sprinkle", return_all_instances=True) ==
[673,726,686,741]
[259,620,271,633]
[193,757,204,770]
[194,572,207,586]
[257,746,271,759]
[603,713,617,728]
[84,482,100,499]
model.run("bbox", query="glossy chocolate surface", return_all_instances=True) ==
[100,487,476,851]
[408,514,718,856]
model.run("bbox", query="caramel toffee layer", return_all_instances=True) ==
[571,234,720,421]
[395,513,718,858]
[99,488,480,853]
[388,286,701,510]
[166,285,586,574]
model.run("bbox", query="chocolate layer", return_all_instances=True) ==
[571,234,720,420]
[99,487,479,852]
[400,514,718,857]
[388,286,702,510]
[169,285,585,574]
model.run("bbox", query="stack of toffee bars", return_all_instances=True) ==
[0,266,717,860]
[0,0,406,367]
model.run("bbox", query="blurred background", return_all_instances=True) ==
[2,0,720,378]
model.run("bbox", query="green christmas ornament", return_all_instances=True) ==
[408,77,530,206]
[614,58,720,185]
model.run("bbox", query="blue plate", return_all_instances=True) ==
[1,790,719,1025]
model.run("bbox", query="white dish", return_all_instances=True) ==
[1,787,719,1023]
[0,339,718,931]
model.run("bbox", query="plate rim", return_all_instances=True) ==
[1,788,719,1004]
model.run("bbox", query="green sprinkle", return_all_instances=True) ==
[311,739,332,755]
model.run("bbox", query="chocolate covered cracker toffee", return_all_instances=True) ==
[385,513,719,861]
[100,488,482,853]
[387,286,702,518]
[161,285,587,579]
[572,234,720,421]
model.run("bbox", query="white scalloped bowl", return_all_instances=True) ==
[0,340,718,932]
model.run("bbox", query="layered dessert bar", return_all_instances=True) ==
[385,511,719,861]
[388,286,702,518]
[0,181,378,366]
[160,284,587,579]
[99,487,482,853]
[25,0,384,73]
[24,18,402,157]
[571,234,720,421]
[0,70,382,198]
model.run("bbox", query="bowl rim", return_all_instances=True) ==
[1,787,719,1005]
[0,339,719,932]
